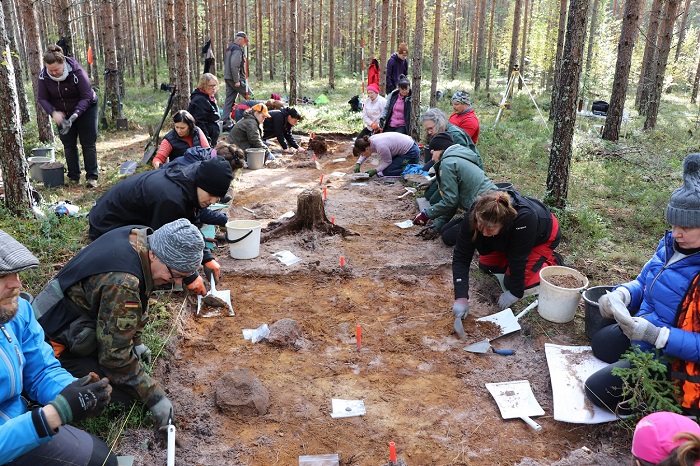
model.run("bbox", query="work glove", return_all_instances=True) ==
[203,259,221,284]
[498,290,519,310]
[59,113,78,135]
[133,343,152,364]
[149,396,174,429]
[366,169,378,177]
[187,276,207,296]
[413,210,430,226]
[613,307,668,347]
[598,289,628,319]
[353,163,361,174]
[452,298,469,320]
[48,373,112,424]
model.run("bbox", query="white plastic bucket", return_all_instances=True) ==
[225,220,262,259]
[246,148,266,170]
[538,266,589,323]
[28,156,53,182]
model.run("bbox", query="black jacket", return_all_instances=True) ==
[262,108,299,149]
[88,163,225,264]
[188,89,220,144]
[380,89,412,133]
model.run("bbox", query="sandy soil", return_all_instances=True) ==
[108,135,630,465]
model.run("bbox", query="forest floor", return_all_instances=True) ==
[80,132,630,465]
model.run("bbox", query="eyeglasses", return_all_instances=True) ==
[206,83,219,89]
[167,266,189,280]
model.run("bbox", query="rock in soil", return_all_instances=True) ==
[267,318,302,347]
[214,368,270,416]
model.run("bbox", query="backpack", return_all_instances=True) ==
[348,95,362,112]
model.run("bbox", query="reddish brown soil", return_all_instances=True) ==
[113,136,628,465]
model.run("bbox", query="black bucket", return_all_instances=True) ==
[495,182,513,190]
[40,162,65,188]
[582,286,615,339]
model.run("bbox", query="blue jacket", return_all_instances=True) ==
[0,298,75,463]
[619,230,700,358]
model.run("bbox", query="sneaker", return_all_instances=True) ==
[86,179,97,188]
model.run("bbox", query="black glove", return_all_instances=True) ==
[48,373,111,424]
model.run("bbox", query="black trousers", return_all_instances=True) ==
[8,425,117,466]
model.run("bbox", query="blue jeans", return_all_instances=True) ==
[59,103,98,182]
[383,142,420,176]
[7,424,116,466]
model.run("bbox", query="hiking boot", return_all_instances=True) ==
[86,179,97,188]
[68,178,80,186]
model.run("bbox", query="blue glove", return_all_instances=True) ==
[413,210,429,226]
[497,291,519,310]
[452,298,469,320]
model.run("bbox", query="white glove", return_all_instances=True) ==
[133,343,152,364]
[613,307,669,348]
[498,291,519,310]
[598,289,628,319]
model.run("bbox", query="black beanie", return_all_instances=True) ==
[195,156,233,198]
[429,132,454,152]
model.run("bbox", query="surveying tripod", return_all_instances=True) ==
[494,65,549,130]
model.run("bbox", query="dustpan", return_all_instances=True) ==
[196,274,234,317]
[477,300,538,339]
[485,380,544,431]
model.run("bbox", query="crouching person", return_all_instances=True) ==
[0,229,115,466]
[33,219,204,432]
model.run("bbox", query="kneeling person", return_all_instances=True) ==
[33,219,204,430]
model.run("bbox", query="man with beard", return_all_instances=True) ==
[0,229,115,466]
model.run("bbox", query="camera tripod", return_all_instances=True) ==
[140,84,178,165]
[494,67,549,130]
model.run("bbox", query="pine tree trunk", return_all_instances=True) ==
[268,0,274,80]
[429,0,441,107]
[111,0,125,102]
[602,0,642,141]
[474,0,487,91]
[485,0,496,93]
[255,0,263,80]
[57,0,72,56]
[517,0,530,90]
[549,0,568,120]
[262,189,355,242]
[174,0,191,111]
[328,0,335,89]
[290,0,298,104]
[410,0,425,141]
[368,0,376,61]
[0,1,32,215]
[318,0,323,78]
[582,0,600,96]
[643,0,680,130]
[546,0,590,210]
[635,0,663,113]
[674,0,691,62]
[3,0,30,125]
[691,31,700,104]
[20,0,54,143]
[379,0,389,93]
[164,0,177,110]
[507,0,522,98]
[451,0,462,80]
[102,0,119,126]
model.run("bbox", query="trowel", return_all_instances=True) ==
[464,339,514,355]
[477,299,539,339]
[196,274,234,317]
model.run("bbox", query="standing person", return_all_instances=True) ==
[37,45,99,188]
[227,103,270,156]
[33,220,204,432]
[358,83,387,139]
[152,110,210,169]
[451,190,562,323]
[585,153,700,416]
[412,132,496,243]
[262,107,303,153]
[379,75,412,134]
[202,39,214,74]
[385,43,409,95]
[188,73,221,145]
[88,156,233,295]
[631,412,700,466]
[352,132,420,177]
[449,91,480,144]
[221,31,249,130]
[0,229,115,466]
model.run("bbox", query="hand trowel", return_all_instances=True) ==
[196,274,234,317]
[464,339,514,355]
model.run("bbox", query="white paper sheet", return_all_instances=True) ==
[394,220,414,229]
[330,399,366,418]
[272,250,301,265]
[544,343,620,424]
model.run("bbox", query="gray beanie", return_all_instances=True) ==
[0,230,39,274]
[451,90,472,106]
[666,153,700,228]
[148,219,204,274]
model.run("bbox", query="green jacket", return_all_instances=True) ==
[446,123,483,170]
[227,112,266,152]
[427,144,496,231]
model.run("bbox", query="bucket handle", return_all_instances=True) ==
[225,229,253,243]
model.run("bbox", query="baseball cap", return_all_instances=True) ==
[632,411,700,463]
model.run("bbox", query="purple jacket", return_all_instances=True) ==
[386,53,408,92]
[37,57,96,118]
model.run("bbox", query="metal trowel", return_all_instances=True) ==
[196,274,234,317]
[454,318,466,340]
[464,338,514,355]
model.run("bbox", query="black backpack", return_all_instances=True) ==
[348,95,362,112]
[591,100,609,116]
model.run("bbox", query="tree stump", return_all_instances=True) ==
[261,189,355,242]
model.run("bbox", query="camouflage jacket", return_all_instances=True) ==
[64,227,165,408]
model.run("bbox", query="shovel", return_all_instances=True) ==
[477,299,538,339]
[485,380,544,431]
[196,273,234,317]
[464,339,514,355]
